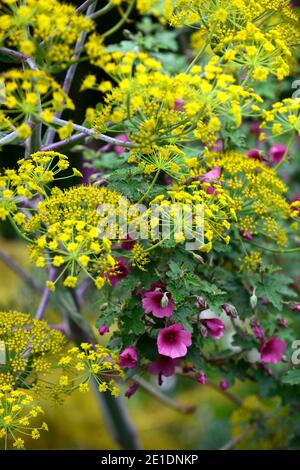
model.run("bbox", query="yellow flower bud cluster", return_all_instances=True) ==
[0,69,74,138]
[0,385,48,450]
[0,0,94,70]
[57,343,124,398]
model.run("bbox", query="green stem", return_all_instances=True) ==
[248,241,300,254]
[102,0,135,39]
[186,41,208,73]
[8,216,32,243]
[135,376,195,414]
[274,134,294,171]
[88,1,114,19]
[137,171,160,204]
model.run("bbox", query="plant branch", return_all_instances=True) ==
[41,132,86,151]
[35,267,57,321]
[44,1,98,146]
[76,0,96,13]
[102,0,135,39]
[0,47,38,70]
[0,249,43,293]
[51,117,136,148]
[0,131,18,146]
[88,1,114,19]
[135,376,195,414]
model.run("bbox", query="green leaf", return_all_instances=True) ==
[281,369,300,386]
[256,272,296,310]
[96,307,116,329]
[122,308,146,335]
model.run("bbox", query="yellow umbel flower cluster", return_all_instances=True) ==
[0,151,77,222]
[0,69,74,138]
[169,0,299,81]
[150,173,237,252]
[92,53,262,150]
[57,343,124,397]
[201,151,292,246]
[0,311,66,388]
[231,395,289,450]
[0,385,48,450]
[0,0,94,70]
[261,98,300,137]
[25,185,123,289]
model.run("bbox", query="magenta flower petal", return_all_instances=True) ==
[269,144,287,163]
[157,324,192,359]
[148,355,179,377]
[119,346,138,368]
[260,337,286,364]
[114,133,129,154]
[142,290,174,318]
[200,167,221,183]
[108,257,130,288]
[202,318,225,339]
[98,325,109,336]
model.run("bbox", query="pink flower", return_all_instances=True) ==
[157,324,192,359]
[294,304,300,312]
[120,235,136,250]
[125,382,139,398]
[249,122,260,135]
[115,133,129,154]
[119,346,138,368]
[108,257,130,288]
[269,144,287,163]
[277,318,288,329]
[247,149,261,160]
[148,355,179,377]
[197,372,207,385]
[240,230,253,241]
[142,287,174,318]
[260,337,286,364]
[200,167,221,183]
[202,318,225,339]
[98,325,109,336]
[251,321,264,340]
[173,98,185,111]
[291,195,300,216]
[219,379,229,391]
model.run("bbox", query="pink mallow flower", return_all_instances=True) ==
[197,372,207,385]
[260,336,286,364]
[142,287,174,318]
[247,149,261,160]
[107,257,130,288]
[119,347,138,369]
[115,134,129,154]
[202,318,225,339]
[269,144,287,163]
[157,324,192,359]
[240,230,253,241]
[173,98,185,111]
[148,355,179,378]
[251,321,264,340]
[98,325,109,336]
[200,167,221,183]
[124,382,139,398]
[219,379,229,391]
[294,304,300,312]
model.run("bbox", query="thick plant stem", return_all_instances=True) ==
[44,1,98,146]
[93,382,141,450]
[35,267,57,320]
[65,291,142,450]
